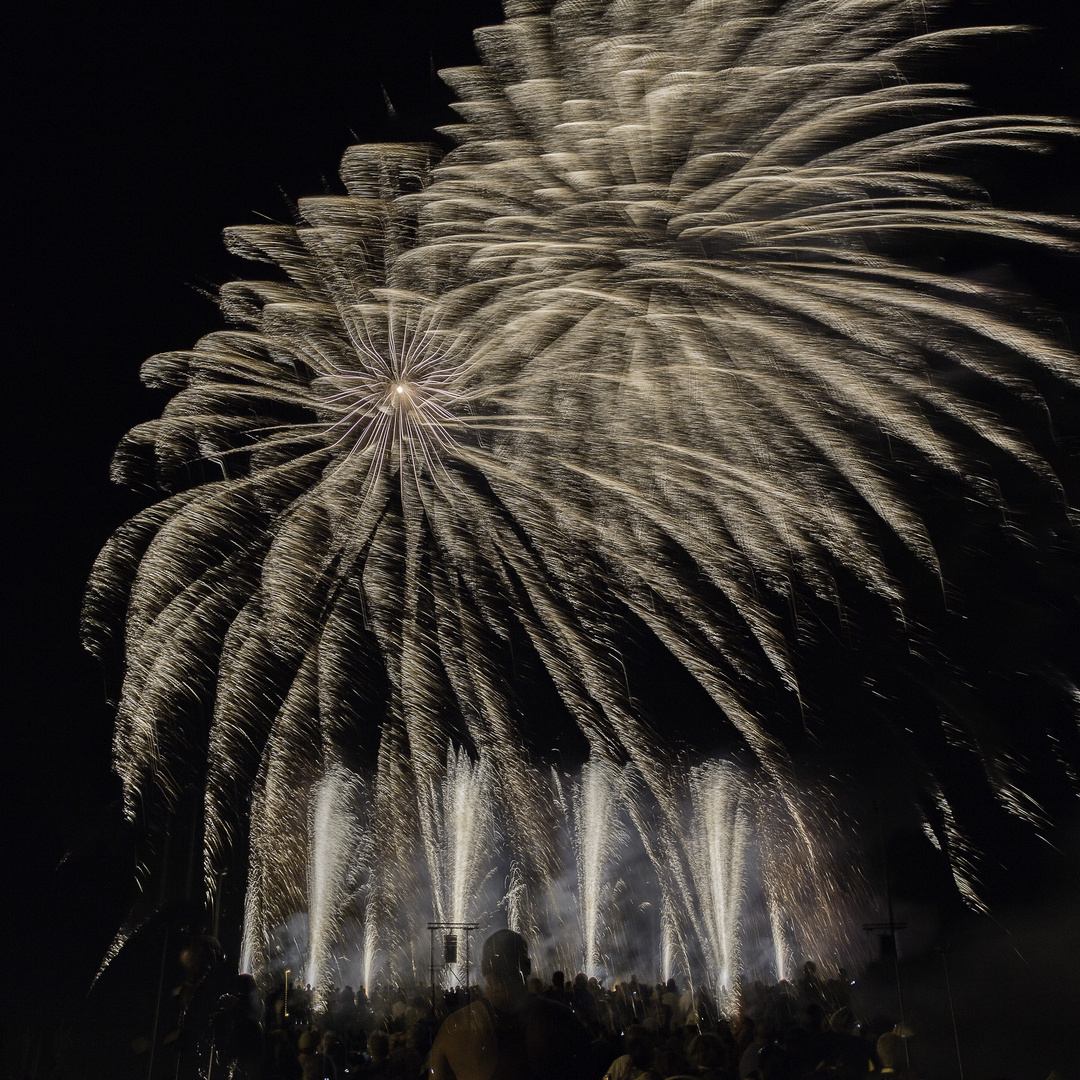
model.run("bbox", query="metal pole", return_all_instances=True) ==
[877,805,910,1070]
[147,820,173,1080]
[879,835,907,1035]
[939,947,965,1080]
[431,925,437,1021]
[147,927,170,1080]
[185,804,198,904]
[212,868,226,941]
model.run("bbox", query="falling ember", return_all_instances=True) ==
[85,0,1080,991]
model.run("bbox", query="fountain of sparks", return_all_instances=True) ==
[686,763,750,1009]
[307,766,362,997]
[423,748,497,927]
[361,910,380,998]
[660,894,685,987]
[763,864,792,985]
[573,758,628,979]
[242,752,865,1004]
[417,748,499,987]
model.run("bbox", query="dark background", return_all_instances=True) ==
[4,0,1079,1075]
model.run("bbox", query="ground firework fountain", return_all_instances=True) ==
[573,758,627,979]
[423,748,497,928]
[687,763,750,1007]
[241,749,863,1004]
[306,766,361,996]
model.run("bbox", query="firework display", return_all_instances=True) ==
[85,0,1079,990]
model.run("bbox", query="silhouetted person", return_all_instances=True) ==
[207,973,264,1079]
[797,961,825,1007]
[427,929,591,1080]
[544,970,568,1005]
[164,929,221,1045]
[361,1030,392,1077]
[603,1024,659,1080]
[687,1030,733,1079]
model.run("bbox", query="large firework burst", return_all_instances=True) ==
[86,0,1079,975]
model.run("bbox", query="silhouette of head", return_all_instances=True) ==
[481,929,531,983]
[876,1031,904,1069]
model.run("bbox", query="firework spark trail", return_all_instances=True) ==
[423,747,497,926]
[573,758,628,976]
[688,763,749,997]
[767,889,789,985]
[306,765,361,998]
[85,0,1080,983]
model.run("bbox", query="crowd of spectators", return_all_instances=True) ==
[192,938,913,1080]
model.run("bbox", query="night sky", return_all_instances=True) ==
[5,0,1079,1075]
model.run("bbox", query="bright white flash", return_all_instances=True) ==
[319,308,465,493]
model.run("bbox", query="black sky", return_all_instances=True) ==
[6,0,507,1069]
[5,0,1079,1075]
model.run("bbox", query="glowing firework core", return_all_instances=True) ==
[319,314,466,481]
